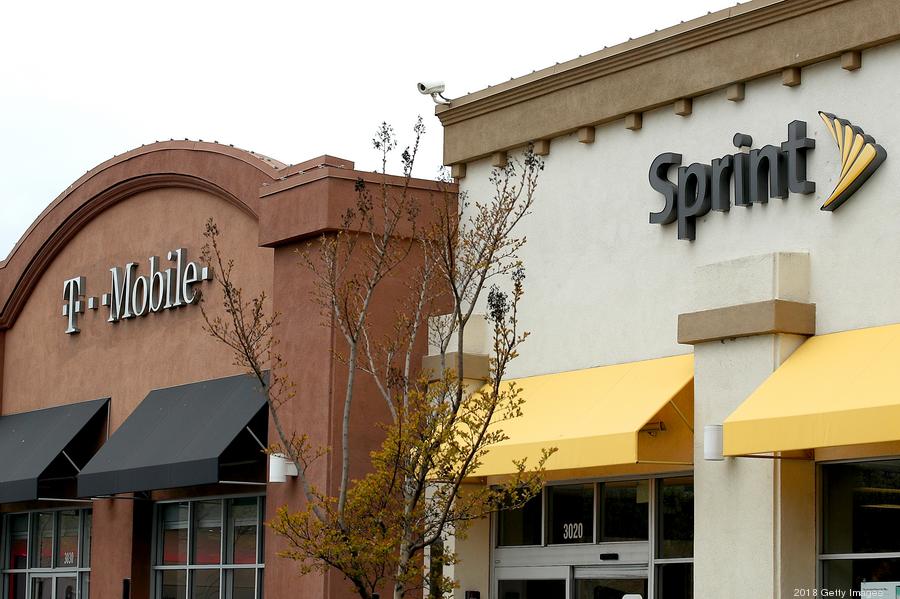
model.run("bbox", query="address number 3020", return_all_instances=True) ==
[562,522,584,540]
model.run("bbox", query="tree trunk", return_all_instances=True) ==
[393,540,411,599]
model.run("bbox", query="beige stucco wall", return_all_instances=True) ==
[459,42,900,380]
[454,41,900,597]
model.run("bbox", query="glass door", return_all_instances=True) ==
[495,565,569,599]
[574,566,648,599]
[30,577,51,599]
[574,578,648,599]
[29,574,79,599]
[498,579,566,599]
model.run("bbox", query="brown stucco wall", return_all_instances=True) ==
[0,141,452,599]
[0,181,273,599]
[1,187,273,429]
[261,201,439,599]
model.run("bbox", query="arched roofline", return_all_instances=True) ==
[0,141,283,329]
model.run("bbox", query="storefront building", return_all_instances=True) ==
[4,1,900,598]
[0,146,447,599]
[433,0,900,597]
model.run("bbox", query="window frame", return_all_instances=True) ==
[1,507,93,599]
[150,494,265,599]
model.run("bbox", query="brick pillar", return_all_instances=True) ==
[257,157,453,599]
[0,330,5,414]
[91,498,137,599]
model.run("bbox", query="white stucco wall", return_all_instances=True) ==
[459,41,900,379]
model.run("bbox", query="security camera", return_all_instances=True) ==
[417,81,451,105]
[417,81,445,95]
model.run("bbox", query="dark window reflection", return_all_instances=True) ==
[7,514,27,569]
[31,577,51,599]
[191,569,220,599]
[497,493,542,546]
[33,513,53,569]
[82,512,92,568]
[161,503,189,565]
[55,577,76,599]
[576,578,647,599]
[658,477,693,559]
[600,480,649,542]
[192,501,222,565]
[822,460,900,555]
[547,484,594,544]
[657,563,692,599]
[57,511,79,568]
[822,558,900,594]
[231,569,256,599]
[498,579,566,599]
[160,570,186,599]
[7,573,25,599]
[229,498,258,564]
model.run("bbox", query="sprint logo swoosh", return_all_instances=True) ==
[818,111,887,211]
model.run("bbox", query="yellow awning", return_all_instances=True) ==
[724,323,900,456]
[474,354,694,477]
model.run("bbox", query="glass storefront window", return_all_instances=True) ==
[498,579,566,599]
[161,503,189,565]
[33,512,54,569]
[7,514,27,570]
[153,496,264,599]
[2,510,92,598]
[229,569,256,599]
[497,493,542,547]
[658,477,693,559]
[821,460,900,595]
[160,570,186,599]
[821,558,900,594]
[81,512,92,569]
[58,510,80,568]
[575,578,648,599]
[228,497,259,564]
[5,573,26,599]
[190,569,220,599]
[822,460,900,555]
[657,562,692,598]
[599,480,649,542]
[192,501,222,565]
[547,484,594,545]
[56,576,77,599]
[32,577,51,599]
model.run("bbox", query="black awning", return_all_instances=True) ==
[0,398,109,503]
[77,373,267,497]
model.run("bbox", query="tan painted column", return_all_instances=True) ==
[422,315,492,599]
[679,252,816,599]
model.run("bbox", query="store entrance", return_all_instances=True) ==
[497,572,648,599]
[492,475,694,599]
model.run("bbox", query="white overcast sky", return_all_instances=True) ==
[0,0,738,259]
